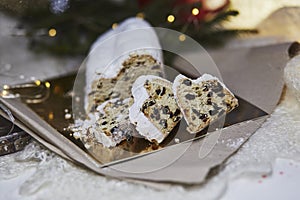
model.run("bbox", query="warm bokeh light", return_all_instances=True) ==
[48,28,57,37]
[179,34,186,41]
[192,8,200,16]
[167,15,175,23]
[45,82,51,88]
[112,23,118,29]
[1,90,8,96]
[136,12,145,19]
[48,112,54,120]
[225,0,300,29]
[35,80,41,86]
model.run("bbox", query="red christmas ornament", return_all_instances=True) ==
[175,0,229,23]
[137,0,230,23]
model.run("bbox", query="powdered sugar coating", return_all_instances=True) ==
[129,76,165,143]
[85,18,163,111]
[129,75,180,143]
[173,74,233,98]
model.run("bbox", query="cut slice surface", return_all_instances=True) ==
[80,98,134,148]
[87,54,164,113]
[129,75,182,143]
[173,74,238,133]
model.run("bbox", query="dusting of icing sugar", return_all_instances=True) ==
[84,18,163,111]
[173,74,234,98]
[225,138,246,149]
[217,137,245,149]
[129,75,171,143]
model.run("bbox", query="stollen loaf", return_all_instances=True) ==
[85,18,164,113]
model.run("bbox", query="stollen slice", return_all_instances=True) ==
[129,75,182,144]
[173,74,238,134]
[78,98,134,148]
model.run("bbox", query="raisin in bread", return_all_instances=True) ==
[80,98,134,148]
[173,74,238,133]
[129,75,182,143]
[85,18,164,113]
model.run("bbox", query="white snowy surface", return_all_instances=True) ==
[0,88,300,200]
[221,158,300,200]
